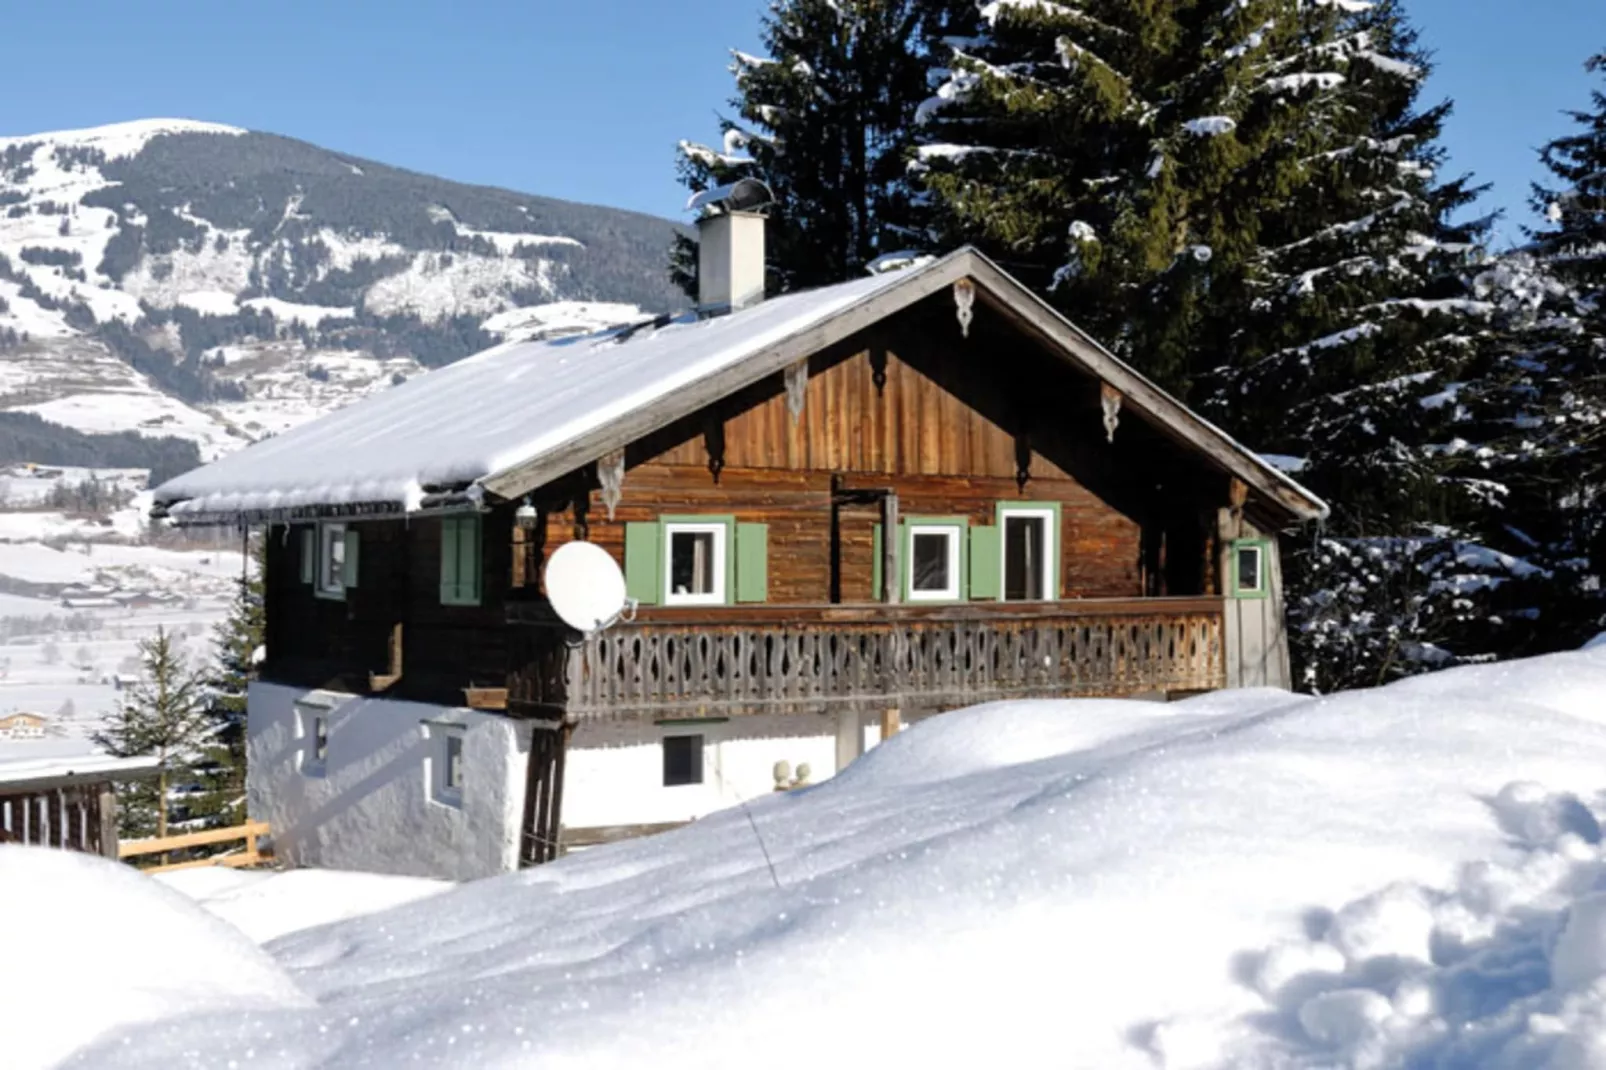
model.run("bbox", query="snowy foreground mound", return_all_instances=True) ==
[17,647,1606,1069]
[0,848,310,1069]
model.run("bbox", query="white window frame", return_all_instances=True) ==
[425,723,466,808]
[662,522,728,606]
[998,506,1059,602]
[315,521,347,601]
[906,524,962,602]
[295,702,329,777]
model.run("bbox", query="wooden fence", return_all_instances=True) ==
[119,820,270,874]
[0,783,117,856]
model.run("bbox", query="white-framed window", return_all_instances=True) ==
[295,703,330,777]
[907,524,962,601]
[1232,539,1270,599]
[425,723,466,807]
[316,522,348,600]
[662,734,705,786]
[999,506,1058,601]
[663,522,727,606]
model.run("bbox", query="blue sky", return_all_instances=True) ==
[1,0,1600,239]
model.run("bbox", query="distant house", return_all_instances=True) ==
[152,182,1327,881]
[0,713,48,740]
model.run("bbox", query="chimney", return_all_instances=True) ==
[688,178,774,314]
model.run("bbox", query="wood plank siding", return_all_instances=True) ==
[262,289,1257,711]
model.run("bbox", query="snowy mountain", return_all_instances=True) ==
[0,119,684,465]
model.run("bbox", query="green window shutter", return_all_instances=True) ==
[299,527,314,584]
[439,517,459,603]
[344,528,361,590]
[461,516,482,605]
[871,523,882,601]
[440,517,484,605]
[969,525,1001,600]
[735,523,768,603]
[624,522,662,605]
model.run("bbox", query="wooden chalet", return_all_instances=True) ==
[152,183,1326,875]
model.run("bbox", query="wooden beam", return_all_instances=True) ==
[119,820,270,860]
[463,687,508,710]
[141,851,262,875]
[369,622,404,691]
[559,821,690,849]
[880,708,902,741]
[882,492,899,604]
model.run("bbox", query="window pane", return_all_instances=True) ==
[669,531,716,595]
[1237,546,1262,592]
[911,532,951,592]
[662,734,704,786]
[1004,516,1046,601]
[445,734,463,789]
[314,717,328,761]
[321,525,345,590]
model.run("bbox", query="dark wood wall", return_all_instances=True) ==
[264,506,517,703]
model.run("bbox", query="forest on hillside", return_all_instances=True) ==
[676,0,1606,692]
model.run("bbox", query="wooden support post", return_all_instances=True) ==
[98,787,118,858]
[882,492,899,604]
[880,708,901,741]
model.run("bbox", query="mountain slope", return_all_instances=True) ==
[0,119,684,463]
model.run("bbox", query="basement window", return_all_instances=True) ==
[662,734,704,787]
[427,724,466,807]
[663,522,727,606]
[296,704,329,777]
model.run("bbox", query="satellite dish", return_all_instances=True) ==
[545,541,630,634]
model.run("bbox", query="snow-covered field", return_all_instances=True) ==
[0,465,246,762]
[6,645,1606,1069]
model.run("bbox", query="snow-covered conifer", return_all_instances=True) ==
[676,0,954,295]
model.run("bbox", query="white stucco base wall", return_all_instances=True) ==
[562,712,883,830]
[246,682,529,881]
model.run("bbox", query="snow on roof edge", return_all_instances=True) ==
[154,247,1327,526]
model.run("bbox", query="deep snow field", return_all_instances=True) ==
[7,645,1606,1069]
[0,465,246,764]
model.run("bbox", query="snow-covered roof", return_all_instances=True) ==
[0,752,162,790]
[154,248,1328,525]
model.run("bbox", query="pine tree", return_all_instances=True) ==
[675,0,954,297]
[188,537,265,828]
[915,0,1360,391]
[92,627,210,838]
[1449,51,1606,653]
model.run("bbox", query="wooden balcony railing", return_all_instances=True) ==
[555,598,1225,720]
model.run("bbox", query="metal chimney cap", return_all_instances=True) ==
[685,178,775,216]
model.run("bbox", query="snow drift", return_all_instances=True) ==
[0,847,310,1069]
[18,646,1606,1068]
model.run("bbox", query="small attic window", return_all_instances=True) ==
[1232,540,1270,599]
